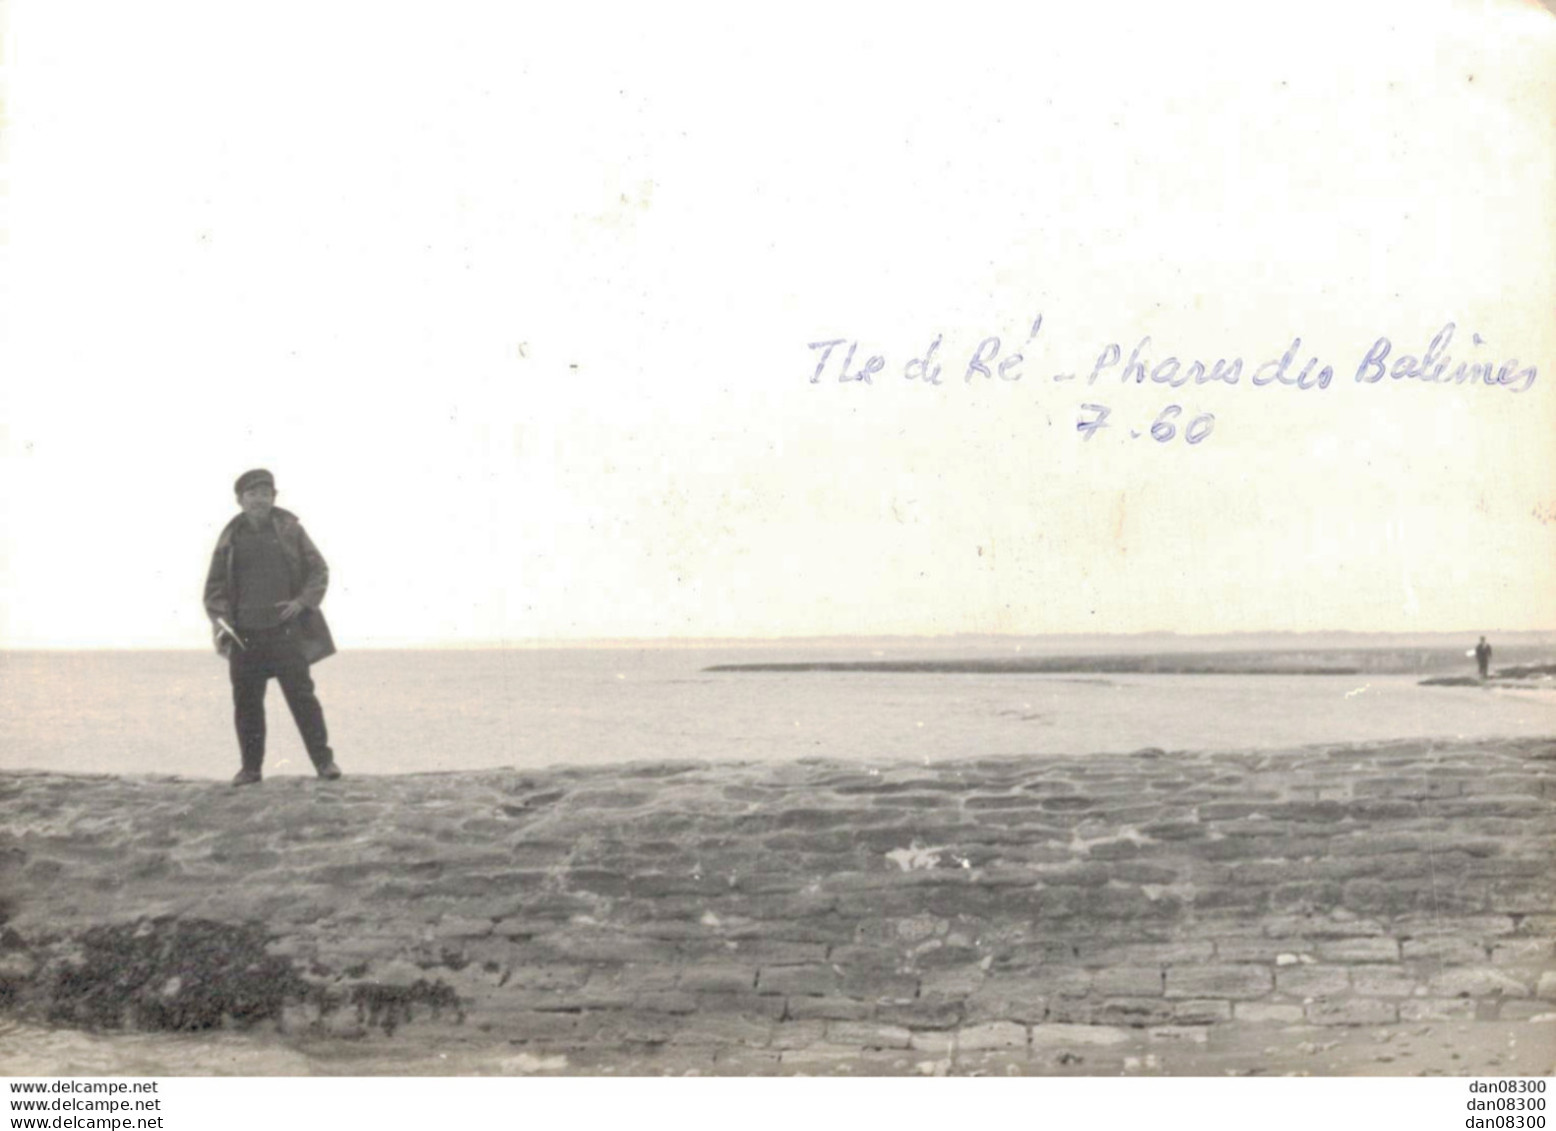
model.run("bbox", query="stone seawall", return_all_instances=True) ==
[3,737,1554,1075]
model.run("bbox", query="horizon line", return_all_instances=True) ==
[4,627,1555,653]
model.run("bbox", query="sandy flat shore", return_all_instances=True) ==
[2,737,1554,1076]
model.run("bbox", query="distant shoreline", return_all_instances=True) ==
[706,652,1556,679]
[707,658,1358,675]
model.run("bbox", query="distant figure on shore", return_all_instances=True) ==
[1475,636,1492,680]
[203,469,343,787]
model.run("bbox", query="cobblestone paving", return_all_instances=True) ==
[2,737,1553,1074]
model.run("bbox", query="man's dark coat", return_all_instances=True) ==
[203,506,337,664]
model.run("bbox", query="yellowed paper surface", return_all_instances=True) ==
[2,1,1552,647]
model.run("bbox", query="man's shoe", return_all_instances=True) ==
[231,769,262,787]
[317,762,343,781]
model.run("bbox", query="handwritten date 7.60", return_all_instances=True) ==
[1078,403,1215,445]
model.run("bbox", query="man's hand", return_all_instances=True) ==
[276,599,307,622]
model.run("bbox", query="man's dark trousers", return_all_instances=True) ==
[229,623,334,773]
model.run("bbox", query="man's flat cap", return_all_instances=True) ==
[234,468,276,495]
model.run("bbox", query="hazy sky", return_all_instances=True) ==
[3,1,1554,647]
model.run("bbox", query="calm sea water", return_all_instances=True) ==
[3,644,1552,780]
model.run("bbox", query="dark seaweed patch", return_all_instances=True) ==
[350,979,462,1036]
[44,918,309,1031]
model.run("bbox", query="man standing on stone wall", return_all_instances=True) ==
[204,468,344,786]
